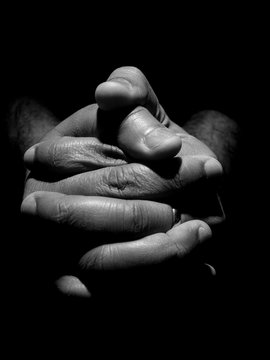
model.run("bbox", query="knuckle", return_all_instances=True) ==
[117,66,143,78]
[23,178,41,198]
[127,106,146,120]
[54,200,71,224]
[125,66,145,80]
[173,224,198,258]
[92,142,126,166]
[47,139,79,170]
[173,239,189,258]
[98,163,162,199]
[48,142,62,168]
[126,202,148,236]
[101,165,136,197]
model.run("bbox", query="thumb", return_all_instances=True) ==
[117,106,182,161]
[95,66,182,160]
[95,66,164,121]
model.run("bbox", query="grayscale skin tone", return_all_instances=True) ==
[19,67,238,298]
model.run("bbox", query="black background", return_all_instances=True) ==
[0,6,266,356]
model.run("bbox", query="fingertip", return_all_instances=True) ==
[204,263,217,276]
[23,144,37,168]
[55,276,92,298]
[95,80,135,111]
[197,222,212,243]
[21,191,66,218]
[21,193,37,215]
[204,158,223,180]
[168,219,212,248]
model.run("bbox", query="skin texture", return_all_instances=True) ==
[19,67,239,298]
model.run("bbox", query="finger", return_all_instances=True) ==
[24,156,223,201]
[24,113,217,171]
[79,220,212,271]
[23,67,207,166]
[25,109,182,166]
[21,192,176,239]
[95,66,189,138]
[204,263,217,276]
[24,67,184,164]
[95,66,221,160]
[24,104,181,165]
[95,66,164,120]
[117,106,182,161]
[24,136,128,173]
[55,275,92,298]
[56,263,216,299]
[95,66,193,137]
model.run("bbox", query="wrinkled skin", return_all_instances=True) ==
[21,67,225,297]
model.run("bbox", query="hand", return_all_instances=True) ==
[22,191,212,298]
[23,67,223,223]
[21,67,223,297]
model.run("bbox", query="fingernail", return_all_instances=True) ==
[204,158,223,180]
[198,225,212,243]
[24,145,36,166]
[144,127,180,149]
[21,194,37,215]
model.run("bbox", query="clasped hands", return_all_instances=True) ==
[21,67,224,298]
